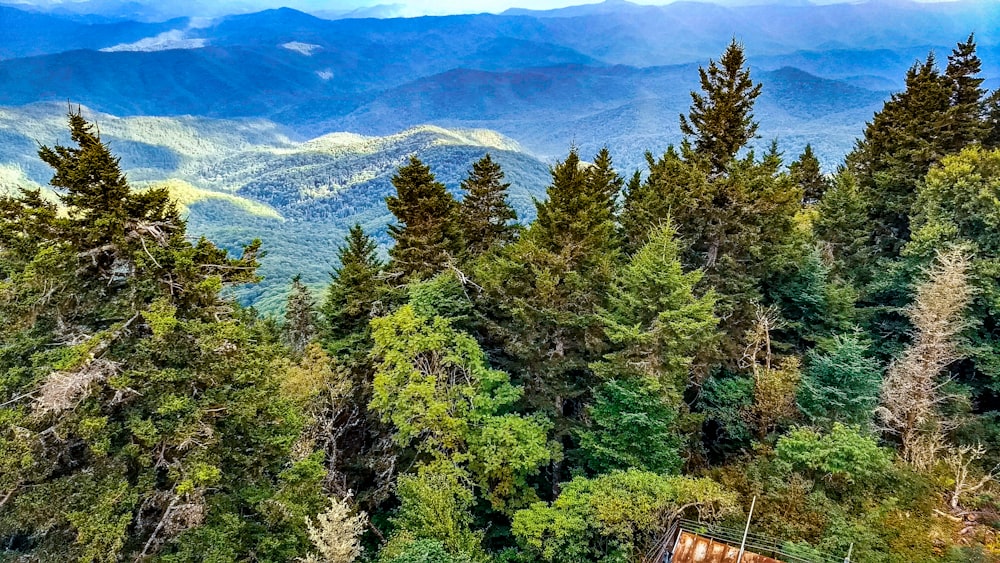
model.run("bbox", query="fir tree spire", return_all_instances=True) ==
[386,156,461,282]
[284,274,318,355]
[322,224,384,346]
[457,153,518,257]
[943,33,987,153]
[587,147,624,217]
[534,148,616,261]
[679,39,762,173]
[789,144,829,204]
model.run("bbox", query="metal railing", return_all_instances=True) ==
[674,519,845,563]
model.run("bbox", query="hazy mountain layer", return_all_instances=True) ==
[0,104,550,311]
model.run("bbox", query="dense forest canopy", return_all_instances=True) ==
[3,35,1000,562]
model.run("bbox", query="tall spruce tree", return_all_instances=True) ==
[845,37,988,261]
[789,144,829,205]
[986,90,1000,149]
[798,334,881,428]
[632,146,803,364]
[457,154,518,257]
[679,39,762,174]
[322,224,385,351]
[386,156,461,282]
[942,34,987,154]
[284,274,318,355]
[847,54,951,258]
[587,147,625,217]
[475,148,620,483]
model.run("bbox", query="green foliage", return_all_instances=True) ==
[390,471,486,561]
[847,36,988,260]
[370,305,520,454]
[512,470,737,562]
[630,144,804,363]
[776,424,893,488]
[908,146,1000,390]
[579,378,683,475]
[790,144,829,204]
[815,171,872,282]
[764,247,857,351]
[285,274,319,355]
[0,113,322,561]
[698,371,756,455]
[475,148,619,432]
[679,39,763,172]
[798,334,881,427]
[596,222,717,392]
[7,36,1000,563]
[386,156,462,282]
[369,305,552,510]
[383,539,472,563]
[458,154,518,257]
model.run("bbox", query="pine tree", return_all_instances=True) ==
[595,222,718,394]
[586,147,624,217]
[942,33,987,153]
[579,378,683,475]
[985,90,1000,149]
[582,223,717,474]
[620,147,708,252]
[322,224,385,350]
[847,53,953,258]
[0,112,319,560]
[798,334,881,428]
[789,144,829,204]
[533,149,616,260]
[815,171,872,283]
[285,274,318,355]
[457,154,518,257]
[386,156,461,282]
[679,39,762,173]
[474,148,621,482]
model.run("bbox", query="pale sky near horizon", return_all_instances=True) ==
[8,0,965,16]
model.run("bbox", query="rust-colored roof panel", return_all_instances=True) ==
[672,531,784,563]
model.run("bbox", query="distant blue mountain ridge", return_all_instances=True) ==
[0,0,996,170]
[1,0,998,307]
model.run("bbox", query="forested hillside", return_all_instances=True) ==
[3,33,1000,563]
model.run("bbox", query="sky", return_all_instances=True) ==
[5,0,964,19]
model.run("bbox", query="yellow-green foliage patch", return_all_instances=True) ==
[142,178,283,221]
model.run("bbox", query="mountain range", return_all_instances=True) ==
[1,0,998,307]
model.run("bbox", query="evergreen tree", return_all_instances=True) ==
[581,223,717,474]
[789,144,829,204]
[619,147,708,252]
[847,50,954,258]
[815,171,872,283]
[0,113,321,560]
[985,90,1000,149]
[475,149,620,483]
[942,34,987,154]
[532,149,616,259]
[285,274,318,355]
[322,224,385,352]
[318,225,395,510]
[798,334,882,428]
[457,154,518,257]
[586,147,624,217]
[595,222,717,394]
[679,39,762,173]
[579,378,683,475]
[386,156,461,282]
[638,145,804,363]
[764,248,857,352]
